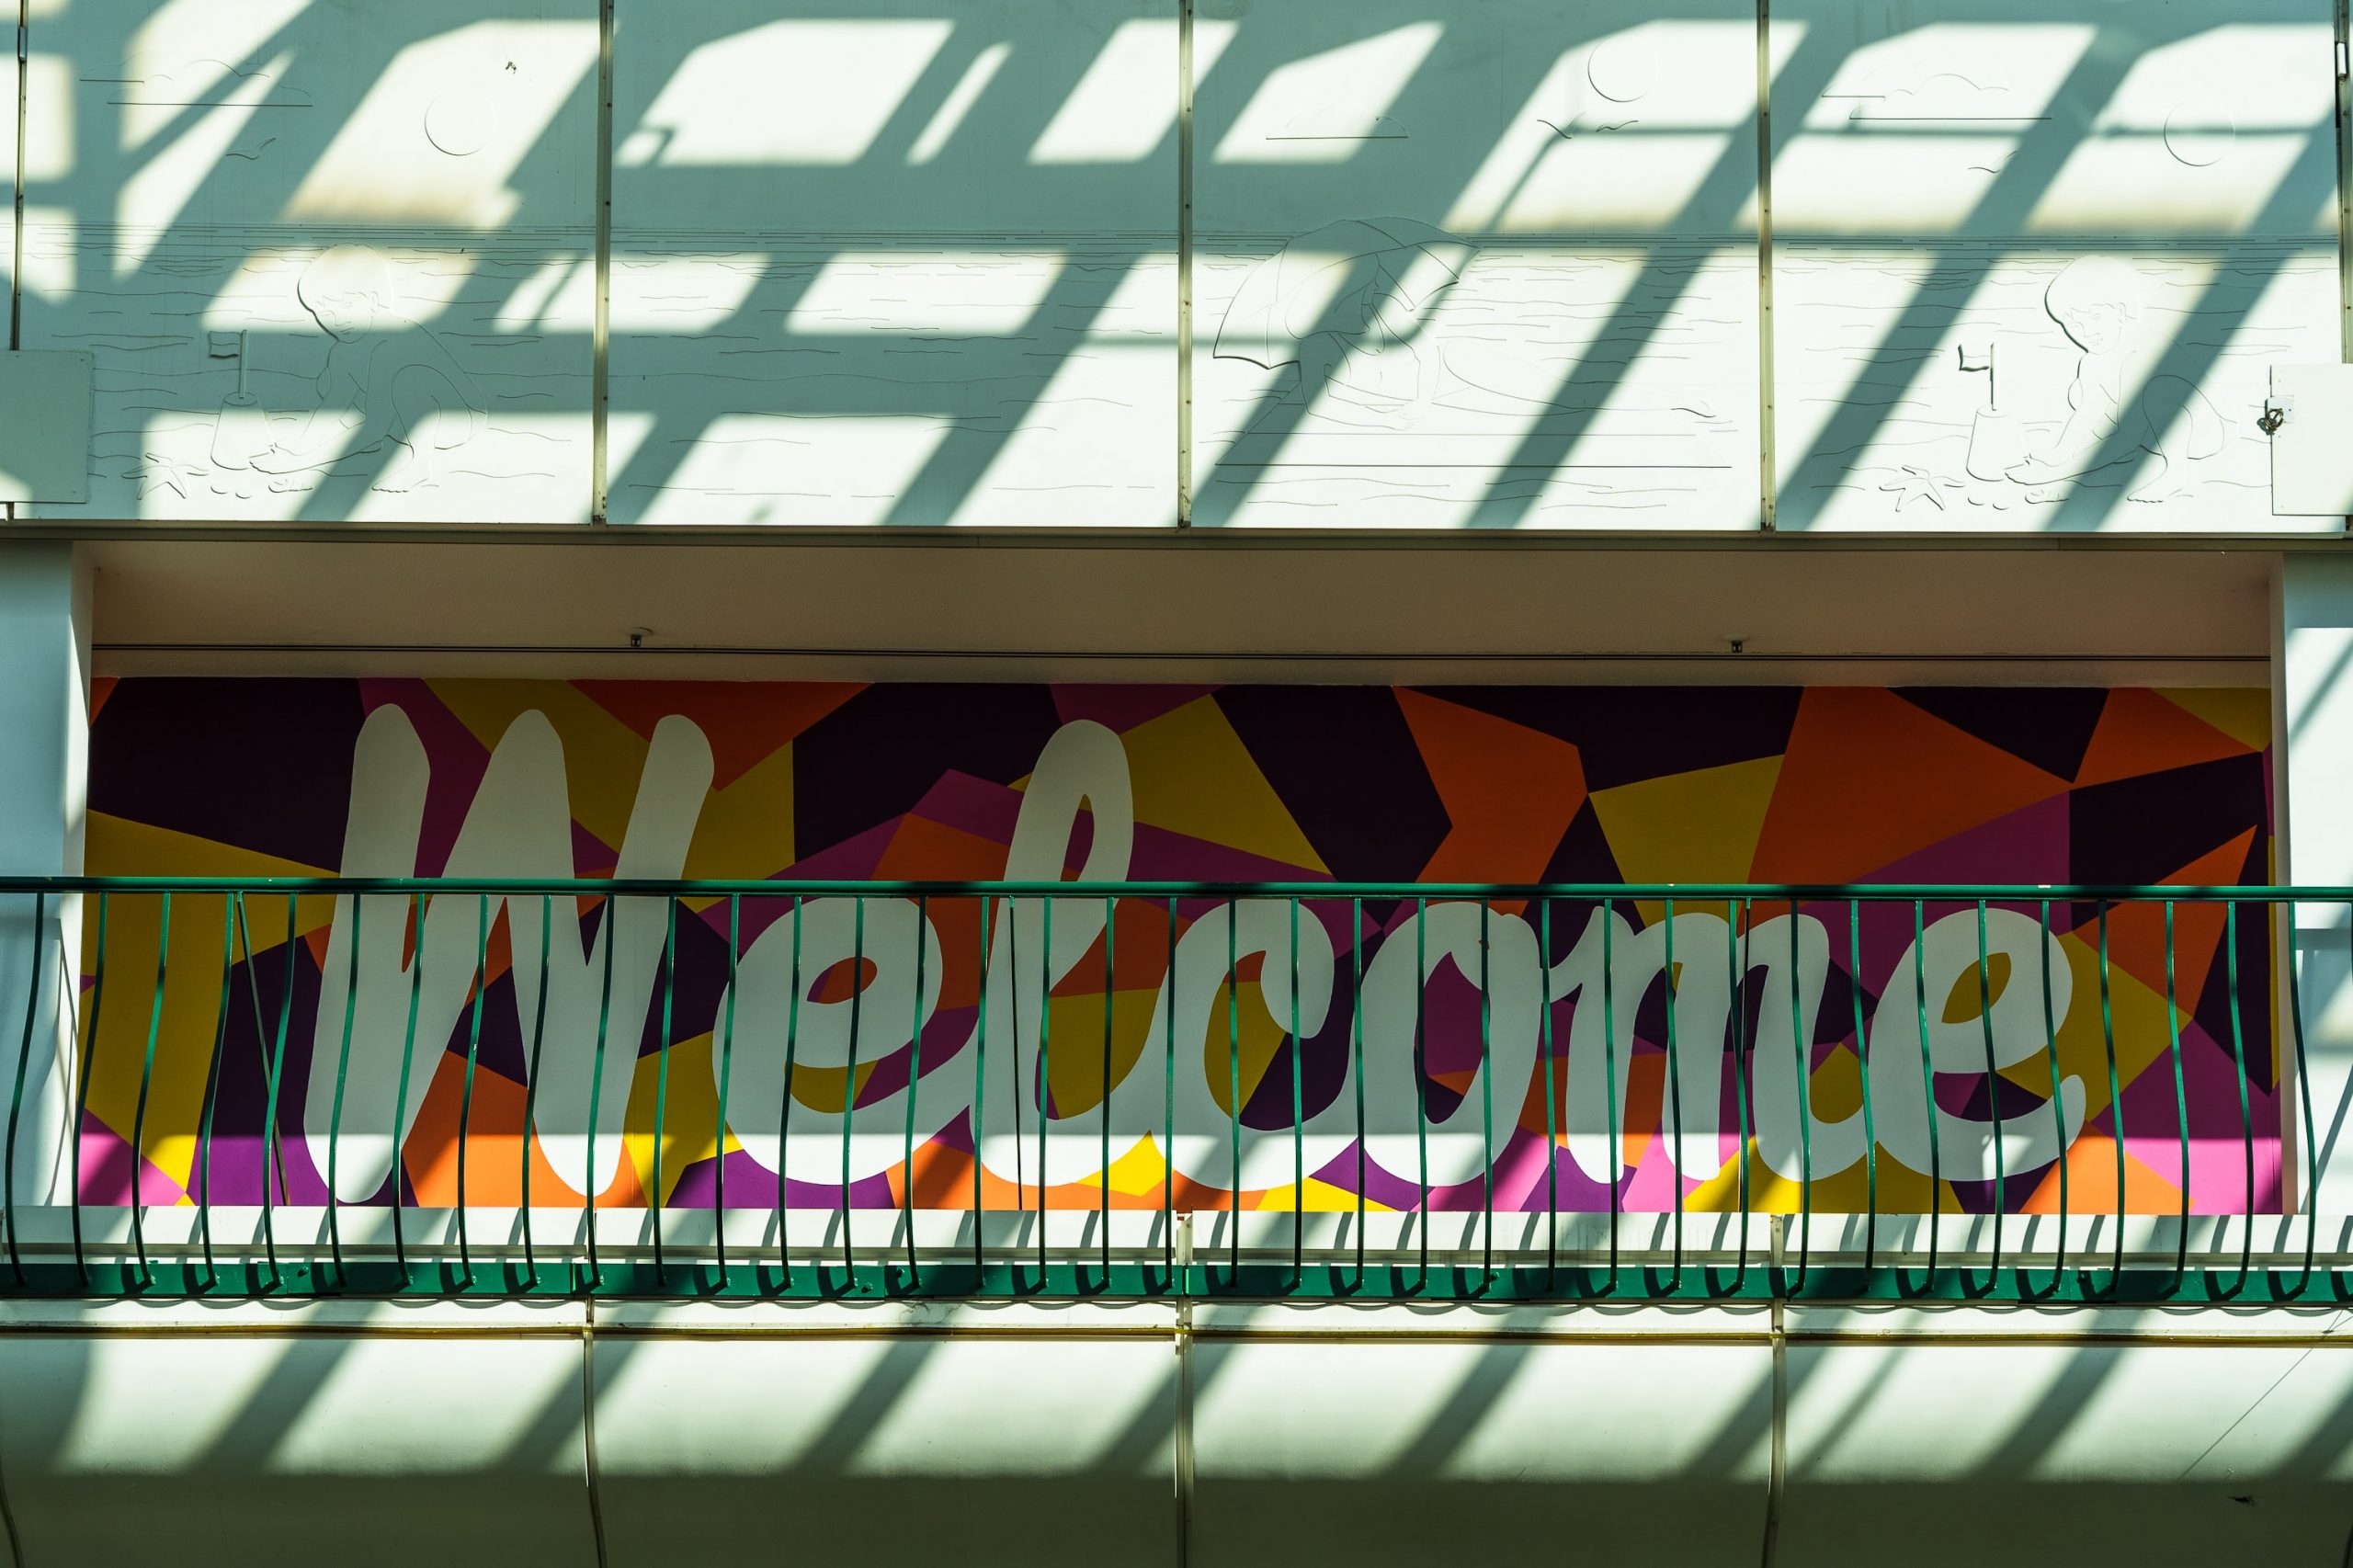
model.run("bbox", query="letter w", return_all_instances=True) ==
[304,706,712,1203]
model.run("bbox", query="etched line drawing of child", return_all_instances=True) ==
[252,244,487,493]
[2004,256,2222,504]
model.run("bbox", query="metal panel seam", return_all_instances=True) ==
[1755,0,1778,534]
[582,1299,609,1568]
[1760,1214,1787,1568]
[1174,1213,1195,1568]
[1176,0,1194,528]
[588,0,616,525]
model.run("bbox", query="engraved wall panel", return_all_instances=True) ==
[1188,0,1763,530]
[18,0,602,524]
[604,0,1179,528]
[1769,0,2341,533]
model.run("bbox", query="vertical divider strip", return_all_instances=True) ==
[1173,1210,1196,1568]
[2336,0,2350,363]
[1176,0,1195,528]
[590,0,618,524]
[580,1299,611,1568]
[7,0,26,521]
[1755,0,1779,532]
[10,0,25,352]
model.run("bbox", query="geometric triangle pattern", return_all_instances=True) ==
[81,680,2277,1217]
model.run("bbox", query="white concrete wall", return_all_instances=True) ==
[0,1298,2348,1567]
[6,1,2344,530]
[0,547,88,1210]
[2276,554,2353,1218]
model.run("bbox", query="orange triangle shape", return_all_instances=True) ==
[2020,1131,2183,1215]
[2097,827,2255,1008]
[574,681,865,790]
[2074,689,2254,788]
[1394,691,1586,884]
[1750,689,2069,882]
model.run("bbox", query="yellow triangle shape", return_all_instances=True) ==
[87,811,331,881]
[2154,687,2268,752]
[682,740,795,885]
[621,1031,738,1204]
[1043,986,1165,1117]
[426,680,663,856]
[1113,697,1328,873]
[1258,1177,1386,1212]
[1591,756,1784,887]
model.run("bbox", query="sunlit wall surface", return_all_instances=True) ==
[6,0,2343,530]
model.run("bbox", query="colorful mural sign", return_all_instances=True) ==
[79,679,2279,1216]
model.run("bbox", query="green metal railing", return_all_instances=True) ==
[0,877,2342,1305]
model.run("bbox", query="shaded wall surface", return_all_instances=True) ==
[0,1300,2350,1568]
[4,0,2342,530]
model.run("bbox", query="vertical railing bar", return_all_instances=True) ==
[907,893,931,1288]
[1165,896,1178,1286]
[1225,899,1240,1276]
[261,893,297,1285]
[128,892,173,1285]
[6,892,46,1285]
[1414,896,1428,1285]
[2097,902,2123,1285]
[1602,898,1620,1290]
[1973,899,2002,1281]
[1351,898,1366,1285]
[456,896,490,1285]
[386,891,426,1284]
[582,891,620,1293]
[195,893,235,1288]
[1789,897,1812,1291]
[1540,898,1557,1282]
[1729,897,1751,1286]
[1039,897,1052,1281]
[520,894,554,1291]
[324,892,362,1284]
[69,893,108,1286]
[1850,900,1878,1274]
[190,890,238,1280]
[779,898,803,1285]
[2224,898,2254,1285]
[713,894,740,1289]
[2299,903,2331,1291]
[1290,898,1303,1284]
[650,897,679,1282]
[0,890,44,1280]
[843,897,867,1281]
[2290,905,2331,1292]
[977,895,992,1278]
[1478,900,1494,1282]
[2165,899,2190,1287]
[1104,894,1117,1282]
[2037,899,2066,1283]
[1911,900,1939,1280]
[229,895,280,1210]
[1009,905,1023,1227]
[1664,897,1684,1282]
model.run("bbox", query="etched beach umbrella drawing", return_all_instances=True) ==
[1214,217,1472,423]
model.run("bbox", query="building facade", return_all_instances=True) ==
[2,1,2353,1563]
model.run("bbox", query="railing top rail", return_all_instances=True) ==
[0,876,2336,902]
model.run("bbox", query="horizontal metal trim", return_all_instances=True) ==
[0,523,2341,552]
[91,643,2270,665]
[0,1321,2340,1347]
[0,875,2324,897]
